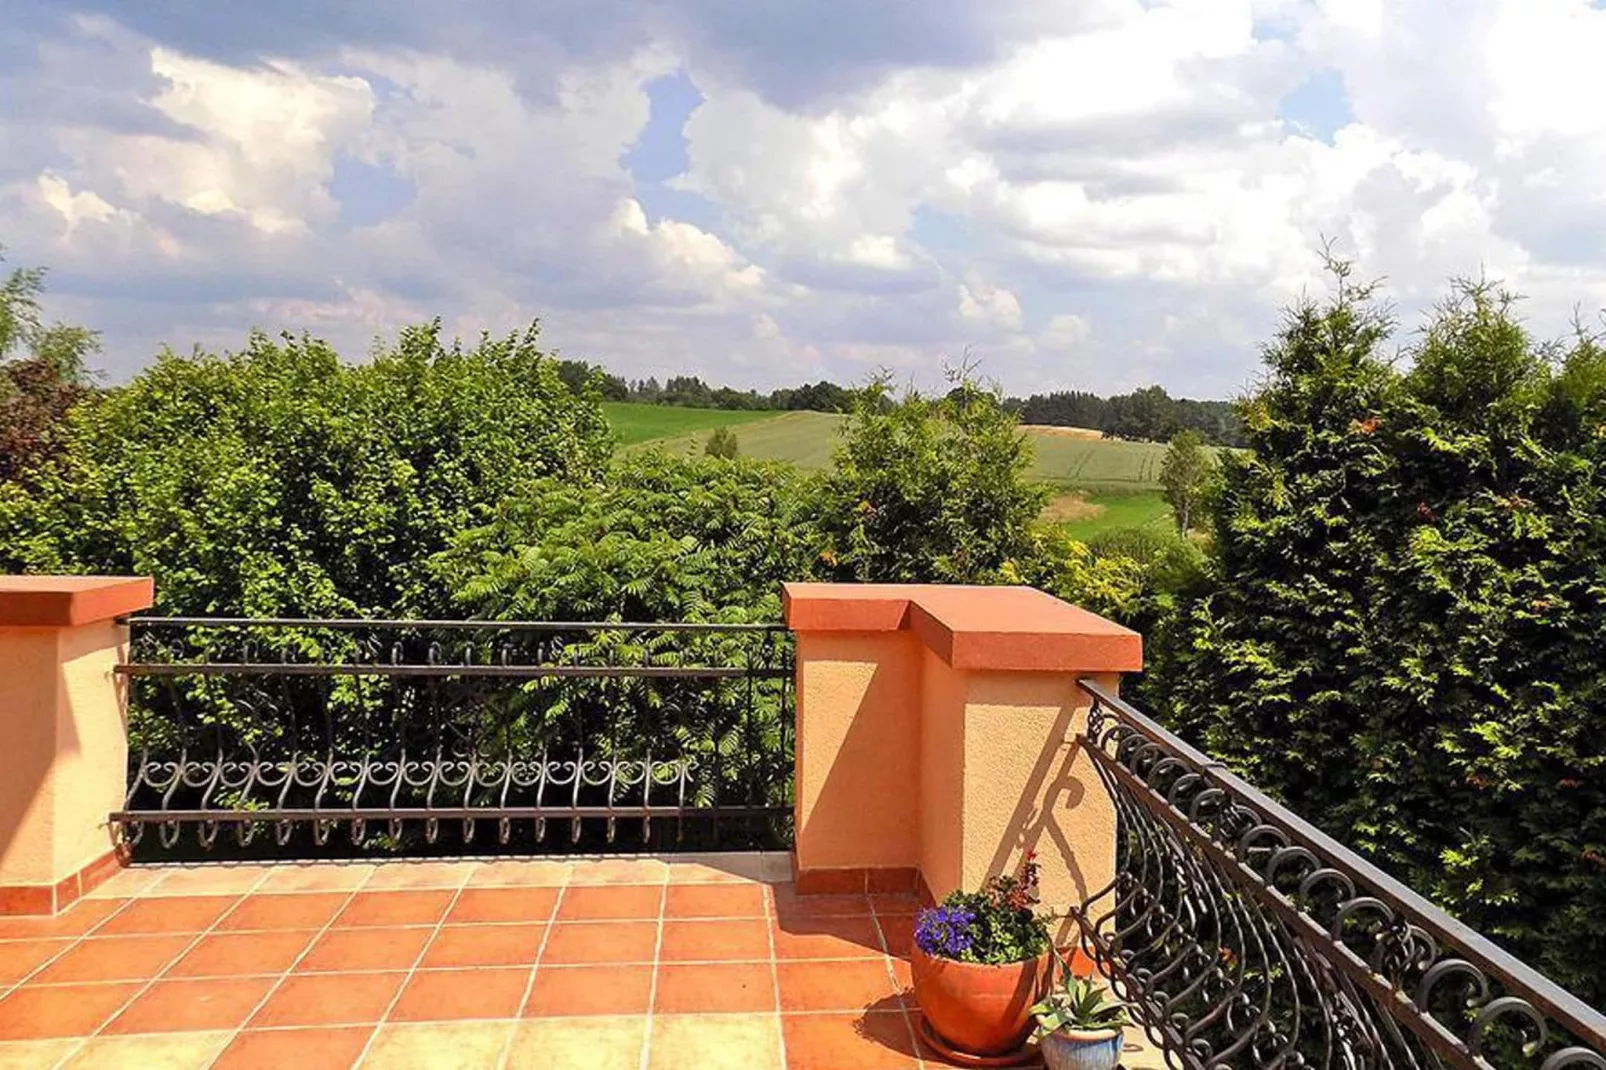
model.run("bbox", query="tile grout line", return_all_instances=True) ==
[348,871,475,1070]
[194,866,384,1070]
[872,901,928,1070]
[763,880,788,1070]
[47,866,277,1070]
[637,873,669,1070]
[491,873,570,1069]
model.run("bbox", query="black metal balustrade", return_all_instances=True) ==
[114,618,793,859]
[1071,679,1606,1070]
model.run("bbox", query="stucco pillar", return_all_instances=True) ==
[783,583,1141,920]
[0,576,154,914]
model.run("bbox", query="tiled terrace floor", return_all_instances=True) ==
[0,853,983,1069]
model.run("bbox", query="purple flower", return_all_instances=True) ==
[915,905,977,959]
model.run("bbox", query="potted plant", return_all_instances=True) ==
[1030,962,1130,1070]
[910,852,1053,1062]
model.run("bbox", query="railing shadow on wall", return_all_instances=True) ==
[1070,678,1606,1070]
[113,617,794,861]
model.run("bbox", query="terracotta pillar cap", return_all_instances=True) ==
[781,582,1141,672]
[0,576,155,627]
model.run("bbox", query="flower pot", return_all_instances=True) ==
[910,944,1052,1057]
[1040,1028,1124,1070]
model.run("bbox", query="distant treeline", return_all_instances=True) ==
[1008,386,1245,448]
[555,361,1244,447]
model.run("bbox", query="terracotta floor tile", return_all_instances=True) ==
[466,860,572,888]
[332,890,454,929]
[164,929,316,978]
[869,893,923,915]
[388,966,530,1022]
[96,895,239,936]
[247,971,406,1027]
[770,887,872,919]
[781,1011,923,1069]
[83,869,165,900]
[504,1016,646,1069]
[297,926,433,973]
[554,885,662,921]
[522,964,652,1017]
[778,960,900,1012]
[658,919,772,962]
[104,976,276,1034]
[539,922,657,965]
[564,858,667,886]
[0,1038,81,1069]
[59,1030,232,1069]
[216,893,349,932]
[0,940,70,986]
[211,1026,374,1070]
[360,861,478,892]
[0,982,143,1039]
[664,852,791,885]
[653,962,776,1014]
[663,883,767,919]
[772,916,884,960]
[143,866,274,897]
[33,934,194,984]
[889,956,913,992]
[361,1020,514,1070]
[254,864,377,894]
[0,899,124,941]
[445,887,559,924]
[648,1014,783,1070]
[419,924,544,969]
[876,913,914,958]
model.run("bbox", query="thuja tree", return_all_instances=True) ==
[0,320,612,616]
[1149,263,1606,1001]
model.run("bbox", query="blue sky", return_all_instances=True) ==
[4,0,1606,397]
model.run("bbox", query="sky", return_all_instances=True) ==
[3,0,1606,399]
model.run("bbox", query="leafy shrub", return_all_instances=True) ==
[0,321,611,616]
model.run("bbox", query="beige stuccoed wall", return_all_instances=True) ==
[0,621,128,888]
[954,670,1119,921]
[917,647,967,899]
[785,584,1140,907]
[0,626,62,886]
[793,630,922,872]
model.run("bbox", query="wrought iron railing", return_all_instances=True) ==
[115,618,793,859]
[1071,679,1606,1070]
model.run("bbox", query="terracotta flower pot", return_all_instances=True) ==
[1041,1028,1124,1070]
[910,943,1052,1056]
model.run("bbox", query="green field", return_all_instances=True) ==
[621,408,1175,490]
[1051,491,1173,541]
[601,402,779,445]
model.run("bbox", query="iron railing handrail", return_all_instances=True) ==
[1076,677,1606,1054]
[121,616,786,632]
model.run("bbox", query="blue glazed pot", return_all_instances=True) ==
[1040,1028,1124,1070]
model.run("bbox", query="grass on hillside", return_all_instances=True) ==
[601,402,779,445]
[1048,491,1174,541]
[626,408,1181,491]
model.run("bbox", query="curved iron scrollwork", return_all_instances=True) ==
[115,618,794,856]
[1071,679,1606,1070]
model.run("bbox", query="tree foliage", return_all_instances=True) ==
[1148,264,1606,1002]
[0,321,612,616]
[1159,430,1215,533]
[812,373,1047,584]
[436,450,812,623]
[705,426,740,459]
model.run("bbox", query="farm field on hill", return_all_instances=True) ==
[625,408,1179,491]
[601,402,779,445]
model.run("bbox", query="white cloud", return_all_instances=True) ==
[4,0,1606,396]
